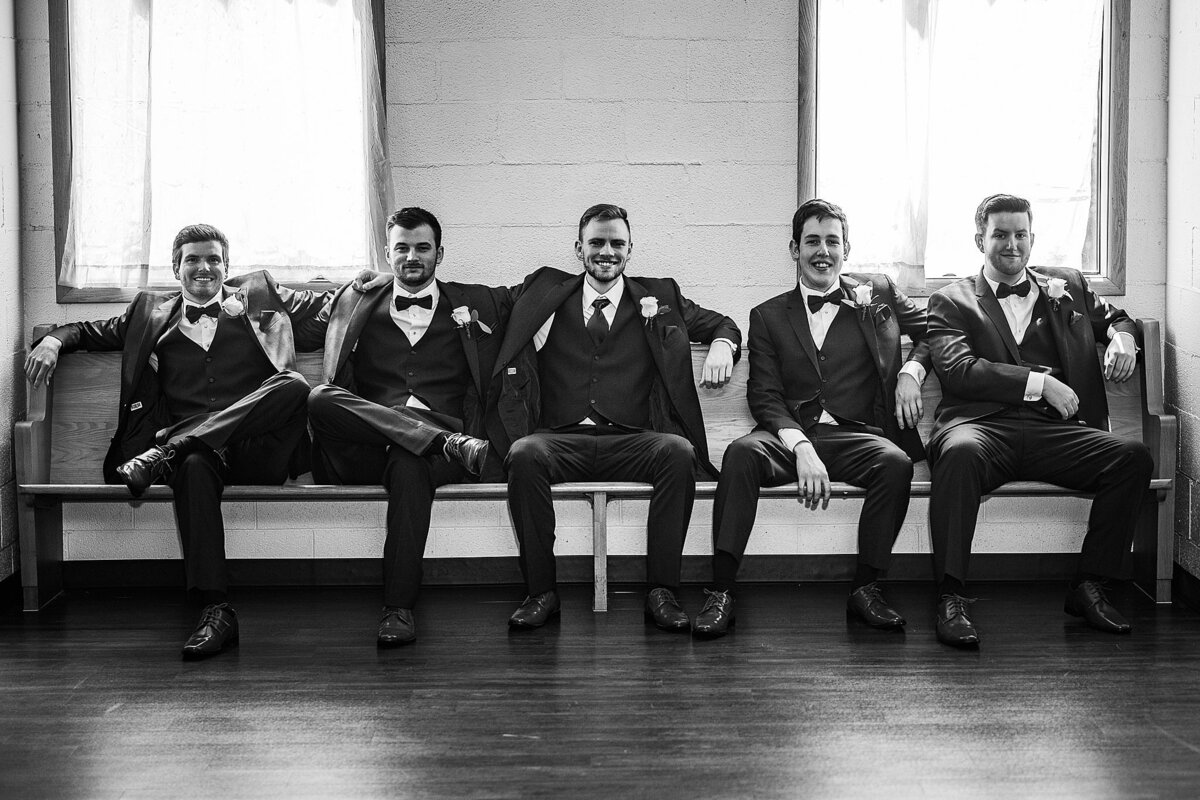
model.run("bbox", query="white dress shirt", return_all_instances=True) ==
[532,277,624,351]
[389,279,439,410]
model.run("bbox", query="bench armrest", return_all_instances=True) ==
[15,324,55,486]
[1136,319,1178,482]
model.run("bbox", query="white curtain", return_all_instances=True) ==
[61,0,391,288]
[817,0,1106,280]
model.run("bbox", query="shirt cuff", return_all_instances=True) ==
[712,337,737,354]
[1023,370,1045,402]
[899,361,925,385]
[1109,329,1139,353]
[778,428,810,452]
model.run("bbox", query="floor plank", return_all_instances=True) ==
[1,582,1199,799]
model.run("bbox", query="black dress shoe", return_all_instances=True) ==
[377,607,417,647]
[181,603,238,660]
[645,587,690,632]
[935,593,979,648]
[691,588,735,639]
[443,433,489,477]
[508,590,560,629]
[116,443,179,497]
[847,582,906,629]
[1065,580,1132,634]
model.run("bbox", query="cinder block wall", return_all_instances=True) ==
[1,0,21,584]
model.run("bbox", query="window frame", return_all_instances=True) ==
[48,0,388,303]
[797,0,1130,296]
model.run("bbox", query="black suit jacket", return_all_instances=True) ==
[307,278,511,481]
[747,273,931,461]
[39,270,328,482]
[489,267,742,478]
[927,266,1136,436]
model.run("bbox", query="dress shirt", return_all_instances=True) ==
[532,277,625,352]
[388,280,439,410]
[150,290,225,371]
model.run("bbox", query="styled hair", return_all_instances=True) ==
[578,204,631,242]
[171,224,229,270]
[792,199,850,253]
[387,206,443,249]
[974,194,1033,235]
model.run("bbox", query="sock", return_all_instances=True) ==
[199,589,228,607]
[852,563,880,591]
[711,551,739,593]
[1072,572,1105,589]
[938,575,966,597]
[422,432,450,458]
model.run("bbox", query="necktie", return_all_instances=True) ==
[995,280,1031,299]
[587,297,611,346]
[806,289,844,314]
[185,302,220,324]
[395,295,434,311]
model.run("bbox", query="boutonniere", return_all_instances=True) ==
[1040,276,1073,312]
[451,305,492,339]
[640,296,672,327]
[221,292,246,318]
[851,284,874,308]
[845,283,890,325]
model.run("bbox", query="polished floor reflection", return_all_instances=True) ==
[1,581,1198,799]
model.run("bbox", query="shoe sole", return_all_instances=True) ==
[508,608,560,629]
[377,636,417,648]
[846,608,907,629]
[691,618,735,639]
[181,635,239,661]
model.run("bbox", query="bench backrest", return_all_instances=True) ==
[34,326,1155,483]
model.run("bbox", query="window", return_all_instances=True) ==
[798,0,1128,293]
[51,0,389,302]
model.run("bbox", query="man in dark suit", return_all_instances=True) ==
[695,199,931,638]
[493,203,741,631]
[304,207,507,646]
[24,224,331,659]
[927,193,1153,647]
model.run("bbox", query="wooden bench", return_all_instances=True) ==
[15,320,1177,612]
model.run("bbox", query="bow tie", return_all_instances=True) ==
[806,289,844,313]
[184,302,220,324]
[395,295,433,311]
[995,280,1031,299]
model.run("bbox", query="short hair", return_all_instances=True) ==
[792,199,850,253]
[387,206,442,249]
[974,194,1033,235]
[171,224,229,270]
[578,204,631,242]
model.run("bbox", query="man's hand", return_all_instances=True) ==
[894,373,923,429]
[1103,333,1137,383]
[25,336,63,387]
[352,269,391,293]
[792,441,831,511]
[699,340,735,388]
[1042,375,1081,420]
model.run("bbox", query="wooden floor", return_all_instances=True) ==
[1,581,1199,799]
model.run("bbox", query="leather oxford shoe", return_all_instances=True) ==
[443,433,489,477]
[508,590,560,629]
[1065,580,1132,634]
[645,587,690,632]
[935,593,979,648]
[847,582,906,629]
[116,443,179,497]
[691,588,735,639]
[181,603,238,660]
[377,607,417,647]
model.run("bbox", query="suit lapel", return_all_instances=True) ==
[784,289,821,372]
[441,282,484,396]
[128,294,181,389]
[975,270,1022,363]
[496,273,583,369]
[325,283,388,382]
[624,278,669,377]
[842,276,888,385]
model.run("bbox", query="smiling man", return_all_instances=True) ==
[24,223,331,659]
[694,199,930,638]
[926,193,1152,647]
[493,203,741,630]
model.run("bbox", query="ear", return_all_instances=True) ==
[435,246,444,266]
[1029,232,1036,249]
[575,240,584,262]
[974,233,984,253]
[789,240,800,262]
[843,242,851,260]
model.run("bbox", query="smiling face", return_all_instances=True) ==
[791,216,846,292]
[977,210,1034,283]
[576,217,631,292]
[387,223,443,292]
[174,240,227,303]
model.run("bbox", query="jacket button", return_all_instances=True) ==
[594,355,600,361]
[590,399,596,404]
[208,377,215,383]
[205,357,212,363]
[819,354,826,361]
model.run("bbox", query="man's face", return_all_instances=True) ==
[977,211,1034,282]
[387,223,442,291]
[790,216,846,292]
[576,217,631,291]
[175,240,227,303]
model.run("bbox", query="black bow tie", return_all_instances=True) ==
[184,302,220,324]
[395,295,433,311]
[995,280,1031,299]
[806,289,844,313]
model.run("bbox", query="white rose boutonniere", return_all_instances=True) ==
[1039,276,1073,311]
[852,284,874,307]
[451,305,492,339]
[221,293,246,318]
[640,296,672,327]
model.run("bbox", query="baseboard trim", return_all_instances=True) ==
[60,553,1085,589]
